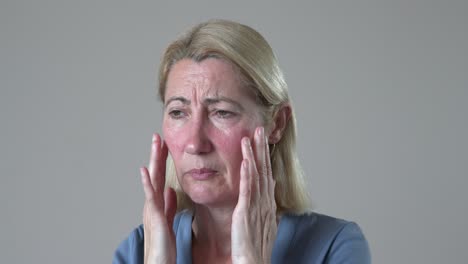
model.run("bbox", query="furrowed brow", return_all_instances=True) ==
[203,97,244,111]
[165,96,190,108]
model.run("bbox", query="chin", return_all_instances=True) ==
[185,185,237,208]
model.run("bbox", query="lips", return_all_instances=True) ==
[186,168,218,180]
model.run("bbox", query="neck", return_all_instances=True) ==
[192,204,235,258]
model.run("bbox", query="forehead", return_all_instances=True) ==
[165,58,251,101]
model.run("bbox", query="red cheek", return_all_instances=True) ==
[163,126,183,158]
[214,127,251,147]
[211,128,254,169]
[163,121,256,161]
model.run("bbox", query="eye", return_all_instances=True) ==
[168,109,186,119]
[214,110,236,119]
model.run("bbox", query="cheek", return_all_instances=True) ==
[163,117,259,170]
[163,122,184,160]
[215,126,254,168]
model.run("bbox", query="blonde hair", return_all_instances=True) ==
[158,19,310,214]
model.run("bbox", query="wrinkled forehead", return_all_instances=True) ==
[164,58,253,103]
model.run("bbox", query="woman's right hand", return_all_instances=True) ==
[140,134,177,264]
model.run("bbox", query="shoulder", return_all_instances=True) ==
[112,224,144,264]
[112,211,188,264]
[276,212,371,264]
[283,211,361,240]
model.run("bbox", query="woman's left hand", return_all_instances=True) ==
[231,126,278,264]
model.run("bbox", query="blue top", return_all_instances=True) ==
[113,210,371,264]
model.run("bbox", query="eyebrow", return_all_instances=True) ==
[164,96,190,108]
[203,97,244,111]
[164,96,244,111]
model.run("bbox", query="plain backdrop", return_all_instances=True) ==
[1,1,467,263]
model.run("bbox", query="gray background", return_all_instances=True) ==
[1,1,467,263]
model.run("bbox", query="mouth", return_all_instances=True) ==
[185,168,218,180]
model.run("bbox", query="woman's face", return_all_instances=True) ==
[163,58,265,207]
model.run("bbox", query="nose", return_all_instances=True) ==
[184,115,213,155]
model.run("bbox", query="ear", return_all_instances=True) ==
[268,104,292,144]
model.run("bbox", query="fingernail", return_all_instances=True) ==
[243,137,250,146]
[152,134,156,142]
[257,126,264,136]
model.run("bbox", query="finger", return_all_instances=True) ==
[150,134,169,203]
[148,134,159,190]
[241,137,259,201]
[140,167,158,205]
[140,167,164,219]
[265,138,273,178]
[237,158,251,208]
[265,139,275,203]
[157,140,169,194]
[253,127,268,194]
[164,187,177,230]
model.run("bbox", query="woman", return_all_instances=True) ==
[113,19,371,264]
